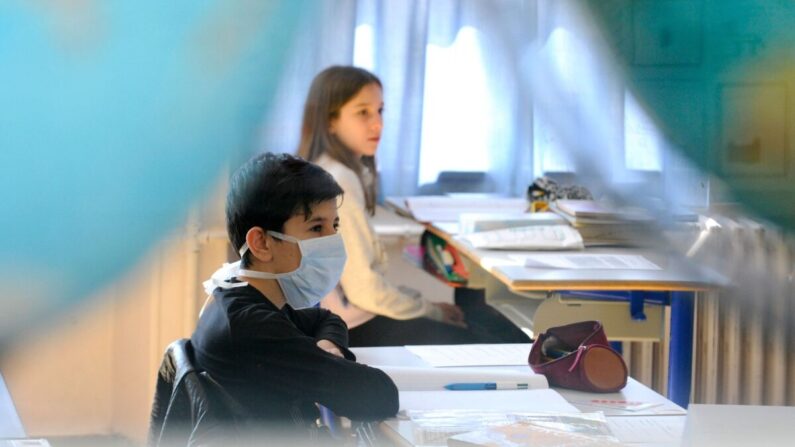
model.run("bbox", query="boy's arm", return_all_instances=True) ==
[238,312,399,421]
[291,307,353,357]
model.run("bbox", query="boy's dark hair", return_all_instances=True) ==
[226,152,343,266]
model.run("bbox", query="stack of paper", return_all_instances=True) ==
[549,200,654,247]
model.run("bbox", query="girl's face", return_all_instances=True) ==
[330,83,383,158]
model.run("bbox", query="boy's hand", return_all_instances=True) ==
[434,302,467,328]
[317,339,344,357]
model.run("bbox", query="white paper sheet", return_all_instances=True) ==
[399,388,579,413]
[512,253,661,270]
[460,225,584,250]
[377,366,547,391]
[405,343,532,367]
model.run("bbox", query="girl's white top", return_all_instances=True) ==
[316,154,442,328]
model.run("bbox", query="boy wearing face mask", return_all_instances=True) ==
[191,153,398,438]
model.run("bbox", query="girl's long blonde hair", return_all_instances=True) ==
[297,66,382,215]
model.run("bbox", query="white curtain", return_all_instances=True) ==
[365,0,537,197]
[257,0,538,199]
[257,1,357,157]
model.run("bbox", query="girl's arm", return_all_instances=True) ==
[334,169,443,321]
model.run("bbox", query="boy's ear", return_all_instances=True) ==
[245,227,274,263]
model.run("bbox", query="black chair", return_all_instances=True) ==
[148,339,245,447]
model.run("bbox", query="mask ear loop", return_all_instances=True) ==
[267,230,300,244]
[237,230,298,258]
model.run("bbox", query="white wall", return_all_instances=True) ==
[0,179,230,443]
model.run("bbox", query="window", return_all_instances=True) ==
[418,27,496,186]
[624,91,663,171]
[533,27,583,177]
[353,23,375,71]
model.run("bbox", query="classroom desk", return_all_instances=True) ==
[422,222,727,409]
[352,346,687,447]
[382,199,726,407]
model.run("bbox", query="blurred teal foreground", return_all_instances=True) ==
[0,0,308,343]
[1,0,793,345]
[586,0,795,229]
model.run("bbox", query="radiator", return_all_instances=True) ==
[621,218,794,405]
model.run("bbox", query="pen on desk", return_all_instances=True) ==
[444,382,530,391]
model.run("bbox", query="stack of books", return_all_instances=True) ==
[548,200,654,247]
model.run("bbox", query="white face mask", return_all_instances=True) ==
[207,230,346,309]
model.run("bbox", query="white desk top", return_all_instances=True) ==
[681,404,795,447]
[384,194,727,292]
[351,346,685,416]
[352,346,686,446]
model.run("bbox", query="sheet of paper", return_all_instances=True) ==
[377,366,547,391]
[405,343,532,367]
[460,225,584,250]
[607,416,686,446]
[512,253,661,270]
[399,388,579,413]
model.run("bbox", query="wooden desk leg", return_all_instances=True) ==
[668,291,695,408]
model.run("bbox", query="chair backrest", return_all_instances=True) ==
[148,339,243,447]
[417,171,496,195]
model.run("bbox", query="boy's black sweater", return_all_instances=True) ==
[191,283,399,427]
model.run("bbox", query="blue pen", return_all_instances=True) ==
[444,382,530,391]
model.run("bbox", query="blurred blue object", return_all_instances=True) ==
[0,0,309,343]
[585,0,795,230]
